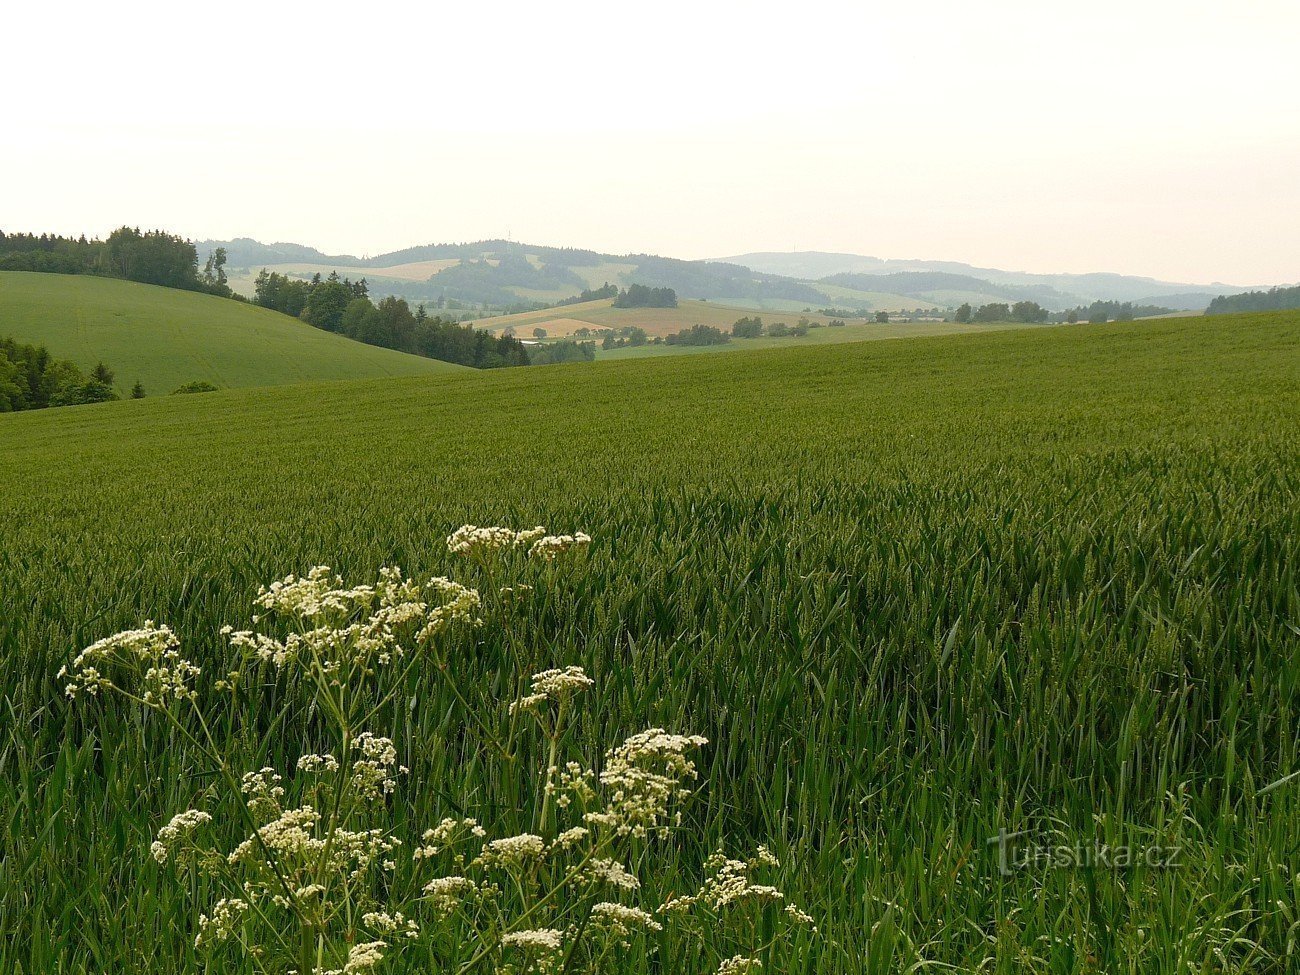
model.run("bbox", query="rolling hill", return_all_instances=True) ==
[720,250,1243,308]
[0,271,463,394]
[202,236,1245,315]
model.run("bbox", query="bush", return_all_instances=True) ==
[172,381,220,395]
[665,325,730,346]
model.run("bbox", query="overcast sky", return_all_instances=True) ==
[3,0,1297,285]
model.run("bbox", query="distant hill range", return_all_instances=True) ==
[198,238,1259,315]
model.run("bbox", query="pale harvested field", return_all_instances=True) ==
[475,300,869,338]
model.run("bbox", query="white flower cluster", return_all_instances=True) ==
[361,910,419,938]
[476,832,547,869]
[194,897,248,948]
[510,665,595,715]
[323,940,386,974]
[413,817,487,859]
[60,621,199,705]
[252,565,375,620]
[151,809,212,864]
[663,850,816,932]
[500,927,565,973]
[584,728,709,838]
[222,568,480,676]
[446,524,591,562]
[717,955,763,974]
[297,752,340,774]
[581,857,641,891]
[528,532,592,561]
[447,525,547,556]
[351,732,406,801]
[241,767,286,818]
[589,901,662,944]
[422,874,478,916]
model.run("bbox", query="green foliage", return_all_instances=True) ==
[954,302,972,323]
[1066,300,1171,323]
[257,272,528,369]
[555,282,619,307]
[171,380,220,394]
[1207,285,1300,315]
[732,316,764,338]
[526,339,596,365]
[875,311,889,323]
[973,302,1010,322]
[0,227,232,297]
[1,312,1299,972]
[131,382,146,399]
[0,336,117,411]
[664,324,729,346]
[612,284,678,308]
[1010,300,1049,323]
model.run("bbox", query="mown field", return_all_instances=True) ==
[2,312,1299,973]
[475,299,873,338]
[0,271,460,393]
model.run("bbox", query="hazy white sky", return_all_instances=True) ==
[3,0,1298,284]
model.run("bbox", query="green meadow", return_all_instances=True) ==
[2,312,1298,972]
[0,271,459,394]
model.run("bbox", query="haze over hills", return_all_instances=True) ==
[200,238,1256,316]
[718,251,1254,309]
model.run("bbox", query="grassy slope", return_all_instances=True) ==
[2,312,1299,972]
[0,271,462,393]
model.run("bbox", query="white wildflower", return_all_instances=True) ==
[61,622,198,704]
[413,817,485,858]
[549,826,590,852]
[422,875,478,915]
[323,940,386,974]
[297,753,340,773]
[581,857,640,891]
[446,524,548,556]
[717,955,762,974]
[590,901,662,943]
[528,532,592,560]
[151,809,211,864]
[363,910,419,938]
[477,833,547,868]
[584,728,708,838]
[511,666,594,715]
[500,928,564,973]
[194,897,247,948]
[351,732,403,800]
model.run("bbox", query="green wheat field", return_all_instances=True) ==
[2,311,1299,973]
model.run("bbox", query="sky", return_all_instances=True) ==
[2,0,1298,285]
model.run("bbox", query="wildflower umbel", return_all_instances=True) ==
[59,546,814,974]
[59,621,198,705]
[446,524,590,561]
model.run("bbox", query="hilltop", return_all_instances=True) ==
[0,271,461,395]
[200,236,1242,315]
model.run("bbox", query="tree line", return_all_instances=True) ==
[1206,286,1300,316]
[611,284,677,308]
[254,270,529,368]
[0,229,236,298]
